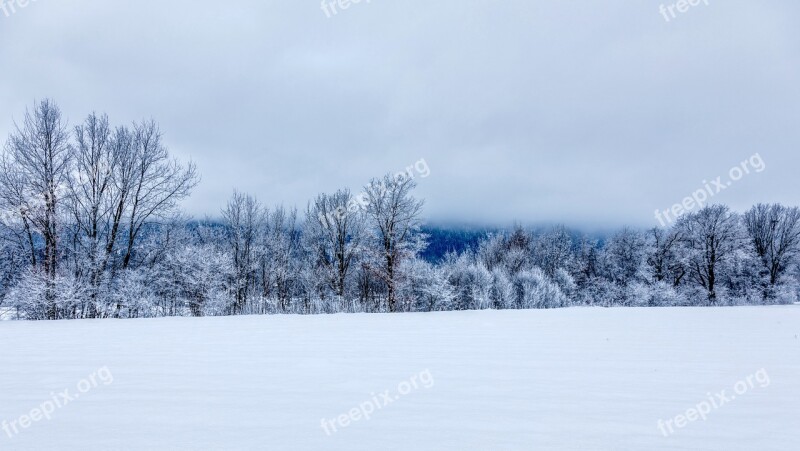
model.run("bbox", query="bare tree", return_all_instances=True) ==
[743,203,800,288]
[1,100,72,318]
[121,120,199,269]
[3,100,72,278]
[533,226,572,277]
[66,113,114,316]
[305,189,367,299]
[0,159,38,267]
[100,125,136,276]
[646,227,685,286]
[264,206,301,312]
[604,227,647,285]
[222,191,265,314]
[676,205,743,303]
[364,174,425,312]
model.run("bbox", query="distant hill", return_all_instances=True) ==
[419,225,495,263]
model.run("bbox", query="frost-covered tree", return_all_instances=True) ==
[646,227,685,287]
[1,100,71,279]
[121,120,198,269]
[488,267,516,310]
[603,227,648,285]
[363,173,425,312]
[570,236,604,305]
[440,252,492,311]
[65,112,116,317]
[477,227,533,276]
[676,205,743,303]
[743,204,800,296]
[304,189,367,300]
[533,226,573,277]
[513,268,567,309]
[263,206,304,312]
[476,233,507,272]
[399,257,455,312]
[4,268,88,320]
[222,192,265,314]
[152,227,231,317]
[1,100,72,318]
[0,158,39,269]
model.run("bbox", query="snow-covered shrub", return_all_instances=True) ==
[513,268,567,309]
[647,281,688,306]
[440,254,492,310]
[625,282,652,307]
[771,282,799,305]
[106,269,159,318]
[552,268,577,305]
[574,277,617,307]
[488,268,515,309]
[5,270,88,320]
[676,285,714,306]
[397,258,455,312]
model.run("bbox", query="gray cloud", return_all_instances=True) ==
[1,0,798,227]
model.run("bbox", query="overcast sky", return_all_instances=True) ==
[1,0,798,227]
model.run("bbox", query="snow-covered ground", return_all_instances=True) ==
[0,307,798,450]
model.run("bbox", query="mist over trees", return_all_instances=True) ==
[1,100,799,320]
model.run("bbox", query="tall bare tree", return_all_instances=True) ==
[604,227,647,285]
[1,100,72,318]
[222,191,265,314]
[0,159,38,267]
[676,205,743,303]
[66,113,114,316]
[100,125,136,276]
[3,100,72,278]
[305,189,367,299]
[646,227,685,286]
[121,120,199,269]
[533,226,572,277]
[364,174,425,312]
[743,203,800,288]
[264,206,301,312]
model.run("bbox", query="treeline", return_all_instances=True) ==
[0,100,798,320]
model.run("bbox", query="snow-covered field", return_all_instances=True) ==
[0,307,798,450]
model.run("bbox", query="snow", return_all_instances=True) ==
[1,307,798,450]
